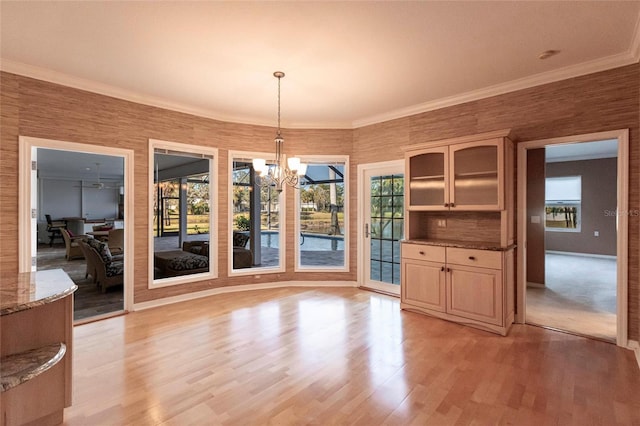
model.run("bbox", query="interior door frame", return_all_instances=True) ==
[18,136,135,314]
[516,129,629,347]
[357,159,404,295]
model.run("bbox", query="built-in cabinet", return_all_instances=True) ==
[401,129,515,336]
[408,139,503,211]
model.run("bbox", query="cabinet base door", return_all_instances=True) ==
[401,260,446,312]
[447,266,502,325]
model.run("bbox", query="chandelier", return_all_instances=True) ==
[252,71,307,192]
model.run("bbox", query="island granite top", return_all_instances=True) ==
[1,269,77,316]
[403,239,516,251]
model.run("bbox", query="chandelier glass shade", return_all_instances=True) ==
[253,71,307,192]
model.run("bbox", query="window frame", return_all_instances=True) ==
[294,155,349,273]
[148,139,218,289]
[228,150,286,276]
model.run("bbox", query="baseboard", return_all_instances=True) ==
[545,250,616,260]
[133,280,358,312]
[629,340,640,370]
[526,281,545,288]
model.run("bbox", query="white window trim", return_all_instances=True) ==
[545,175,582,233]
[294,155,349,273]
[228,150,286,276]
[148,139,218,289]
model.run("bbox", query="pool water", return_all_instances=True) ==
[260,232,344,251]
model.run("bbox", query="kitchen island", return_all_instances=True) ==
[0,269,76,426]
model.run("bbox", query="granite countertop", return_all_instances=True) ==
[403,239,516,251]
[0,343,66,393]
[0,269,77,316]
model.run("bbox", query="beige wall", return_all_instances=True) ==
[545,158,618,256]
[1,63,639,339]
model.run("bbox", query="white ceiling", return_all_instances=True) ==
[545,139,618,163]
[1,2,639,129]
[37,149,124,181]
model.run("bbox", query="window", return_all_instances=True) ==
[230,152,284,273]
[295,157,348,271]
[149,140,218,288]
[545,176,581,232]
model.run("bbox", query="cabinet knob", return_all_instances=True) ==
[419,251,425,255]
[440,266,445,272]
[468,256,476,261]
[450,202,455,207]
[447,268,451,273]
[444,203,449,207]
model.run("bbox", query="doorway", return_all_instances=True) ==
[358,160,404,295]
[19,136,134,322]
[516,130,629,347]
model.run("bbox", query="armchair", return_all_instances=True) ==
[108,228,124,255]
[60,228,85,260]
[45,214,65,247]
[232,231,252,269]
[82,239,124,293]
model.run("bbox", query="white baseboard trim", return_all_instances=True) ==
[545,250,616,260]
[133,280,358,312]
[526,282,545,288]
[629,340,640,370]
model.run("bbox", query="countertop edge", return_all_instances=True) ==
[0,284,78,317]
[0,343,67,393]
[403,239,516,251]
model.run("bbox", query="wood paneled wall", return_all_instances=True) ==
[1,63,638,339]
[354,64,639,340]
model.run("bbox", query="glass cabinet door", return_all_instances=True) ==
[408,147,448,208]
[450,141,502,209]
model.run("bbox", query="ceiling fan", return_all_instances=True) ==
[74,162,120,190]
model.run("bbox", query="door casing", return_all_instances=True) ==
[516,129,629,347]
[357,159,404,295]
[19,136,135,314]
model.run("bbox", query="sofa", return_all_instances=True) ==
[154,241,209,278]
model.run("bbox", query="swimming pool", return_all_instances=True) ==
[260,231,344,251]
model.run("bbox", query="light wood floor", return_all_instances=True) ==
[526,253,616,342]
[64,287,640,425]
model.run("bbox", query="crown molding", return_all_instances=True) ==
[631,15,640,63]
[352,50,640,129]
[1,49,637,131]
[0,59,353,130]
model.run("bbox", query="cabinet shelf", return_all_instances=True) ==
[454,171,498,178]
[411,175,445,181]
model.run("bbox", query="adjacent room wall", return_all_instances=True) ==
[1,63,638,339]
[526,149,546,286]
[545,158,618,256]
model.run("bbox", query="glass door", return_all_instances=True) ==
[362,163,404,295]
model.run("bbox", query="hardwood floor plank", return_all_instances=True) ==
[61,288,640,425]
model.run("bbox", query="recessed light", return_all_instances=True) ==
[538,50,560,60]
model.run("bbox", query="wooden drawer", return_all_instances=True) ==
[446,247,501,269]
[402,243,445,263]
